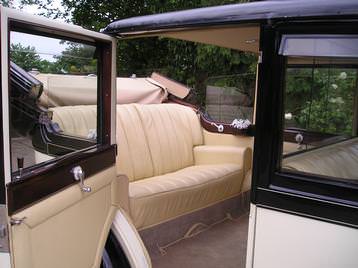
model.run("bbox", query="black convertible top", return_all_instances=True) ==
[103,0,358,36]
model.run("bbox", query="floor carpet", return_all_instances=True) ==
[151,213,249,268]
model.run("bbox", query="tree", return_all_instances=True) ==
[54,43,97,74]
[10,43,43,71]
[285,68,356,135]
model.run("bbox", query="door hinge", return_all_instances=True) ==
[10,216,26,226]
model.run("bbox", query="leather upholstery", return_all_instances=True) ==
[193,145,252,174]
[116,105,155,181]
[10,167,120,268]
[115,104,203,181]
[129,164,243,229]
[51,103,252,229]
[50,105,97,138]
[134,104,203,176]
[283,138,358,179]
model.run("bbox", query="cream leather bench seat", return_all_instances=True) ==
[50,105,97,138]
[283,138,358,179]
[50,103,252,230]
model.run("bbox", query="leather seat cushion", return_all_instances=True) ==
[283,138,358,179]
[129,163,243,229]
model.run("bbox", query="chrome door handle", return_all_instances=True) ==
[71,166,91,193]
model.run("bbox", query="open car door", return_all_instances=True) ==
[247,21,358,268]
[0,7,130,268]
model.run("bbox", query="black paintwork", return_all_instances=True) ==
[0,22,4,204]
[102,230,131,268]
[103,0,358,35]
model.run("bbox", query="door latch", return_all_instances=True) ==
[71,166,92,193]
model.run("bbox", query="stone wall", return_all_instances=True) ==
[205,85,253,123]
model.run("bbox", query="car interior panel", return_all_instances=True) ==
[10,166,119,268]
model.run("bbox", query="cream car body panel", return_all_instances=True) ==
[247,206,358,268]
[1,7,12,184]
[112,209,152,268]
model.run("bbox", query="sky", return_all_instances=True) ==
[11,0,71,62]
[11,32,70,62]
[13,0,66,19]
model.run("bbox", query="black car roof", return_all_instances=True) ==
[103,0,358,36]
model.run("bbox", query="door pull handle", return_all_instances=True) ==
[71,166,92,193]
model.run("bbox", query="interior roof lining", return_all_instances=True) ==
[114,24,260,54]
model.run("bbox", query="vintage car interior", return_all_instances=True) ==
[7,13,255,267]
[2,1,358,268]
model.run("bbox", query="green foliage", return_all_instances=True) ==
[10,43,43,71]
[285,68,356,135]
[54,43,97,73]
[10,42,97,74]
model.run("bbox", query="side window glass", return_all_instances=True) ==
[117,37,257,125]
[280,35,358,181]
[205,72,256,124]
[10,31,99,174]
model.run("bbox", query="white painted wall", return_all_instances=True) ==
[247,206,358,268]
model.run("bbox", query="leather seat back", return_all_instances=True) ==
[51,103,203,181]
[134,104,203,176]
[50,105,97,139]
[116,105,155,181]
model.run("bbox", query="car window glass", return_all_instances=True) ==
[280,35,358,182]
[9,31,99,174]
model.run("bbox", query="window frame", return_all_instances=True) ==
[4,18,115,215]
[7,20,113,176]
[252,21,358,229]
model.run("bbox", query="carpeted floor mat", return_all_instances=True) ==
[151,213,249,268]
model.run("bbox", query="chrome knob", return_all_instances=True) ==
[71,166,91,193]
[295,133,304,150]
[211,122,224,133]
[295,133,304,144]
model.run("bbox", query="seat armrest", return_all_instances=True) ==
[113,173,130,213]
[193,145,252,174]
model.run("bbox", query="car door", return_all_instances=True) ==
[246,22,358,268]
[1,6,121,268]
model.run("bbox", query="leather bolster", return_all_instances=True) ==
[193,145,252,174]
